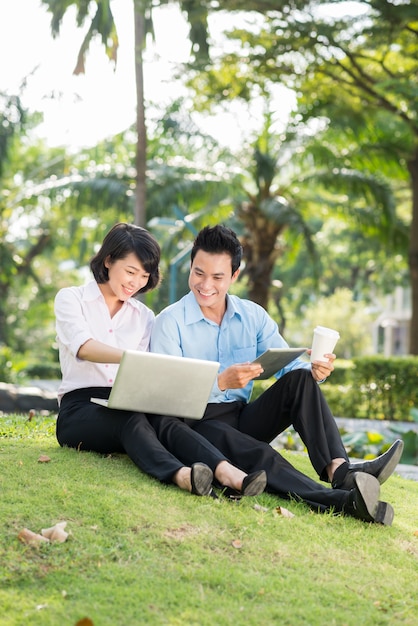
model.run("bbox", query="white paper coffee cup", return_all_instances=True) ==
[310,326,340,362]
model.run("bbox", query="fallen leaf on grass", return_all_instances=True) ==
[413,530,418,537]
[18,528,49,546]
[253,504,269,512]
[75,619,94,626]
[18,521,69,545]
[231,539,243,549]
[275,506,295,518]
[41,521,68,543]
[38,455,51,463]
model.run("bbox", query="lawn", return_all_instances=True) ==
[1,414,417,626]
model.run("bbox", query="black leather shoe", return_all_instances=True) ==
[374,501,395,526]
[222,470,267,499]
[190,463,213,496]
[241,470,267,496]
[334,439,404,490]
[344,472,394,525]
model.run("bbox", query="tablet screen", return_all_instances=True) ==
[252,348,308,379]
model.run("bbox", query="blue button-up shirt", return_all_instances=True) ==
[151,291,310,403]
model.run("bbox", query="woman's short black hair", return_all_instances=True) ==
[90,223,161,294]
[191,224,242,275]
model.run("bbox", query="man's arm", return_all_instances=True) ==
[150,313,183,356]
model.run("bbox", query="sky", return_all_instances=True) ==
[1,0,295,151]
[1,1,188,148]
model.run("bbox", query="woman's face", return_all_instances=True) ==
[104,252,150,301]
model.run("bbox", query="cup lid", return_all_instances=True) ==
[314,325,340,338]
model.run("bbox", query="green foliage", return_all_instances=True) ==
[1,4,415,372]
[0,346,18,383]
[0,344,60,385]
[0,92,26,178]
[276,217,409,344]
[184,0,417,350]
[320,356,418,423]
[351,356,418,422]
[252,356,418,423]
[41,0,119,74]
[284,287,374,359]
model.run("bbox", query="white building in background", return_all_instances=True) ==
[373,286,411,356]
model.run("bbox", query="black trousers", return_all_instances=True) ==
[189,369,350,512]
[57,387,227,483]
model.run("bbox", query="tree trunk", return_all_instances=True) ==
[134,2,146,227]
[407,149,418,355]
[239,205,282,310]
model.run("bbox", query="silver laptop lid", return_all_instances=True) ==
[92,350,220,419]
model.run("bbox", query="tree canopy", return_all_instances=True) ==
[1,0,417,381]
[184,0,418,351]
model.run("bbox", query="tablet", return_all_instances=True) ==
[252,348,308,379]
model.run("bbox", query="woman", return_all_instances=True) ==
[55,222,266,497]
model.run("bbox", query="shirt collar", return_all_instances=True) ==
[225,294,241,321]
[83,280,103,301]
[184,291,205,325]
[184,291,241,325]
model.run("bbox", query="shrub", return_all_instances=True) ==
[253,356,418,422]
[324,356,418,421]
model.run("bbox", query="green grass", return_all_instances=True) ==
[1,414,418,626]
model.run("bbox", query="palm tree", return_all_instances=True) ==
[210,2,418,350]
[237,145,316,308]
[40,0,211,227]
[224,114,405,311]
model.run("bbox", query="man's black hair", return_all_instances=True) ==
[191,225,242,275]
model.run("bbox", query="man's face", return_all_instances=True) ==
[188,250,239,312]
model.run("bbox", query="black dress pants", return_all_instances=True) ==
[188,369,351,512]
[192,418,348,512]
[239,369,348,481]
[57,387,227,483]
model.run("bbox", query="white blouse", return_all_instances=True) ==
[54,280,154,402]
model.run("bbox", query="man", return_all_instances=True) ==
[151,224,403,524]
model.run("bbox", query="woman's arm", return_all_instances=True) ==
[77,339,123,364]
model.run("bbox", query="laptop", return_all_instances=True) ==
[90,350,219,419]
[252,347,308,379]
